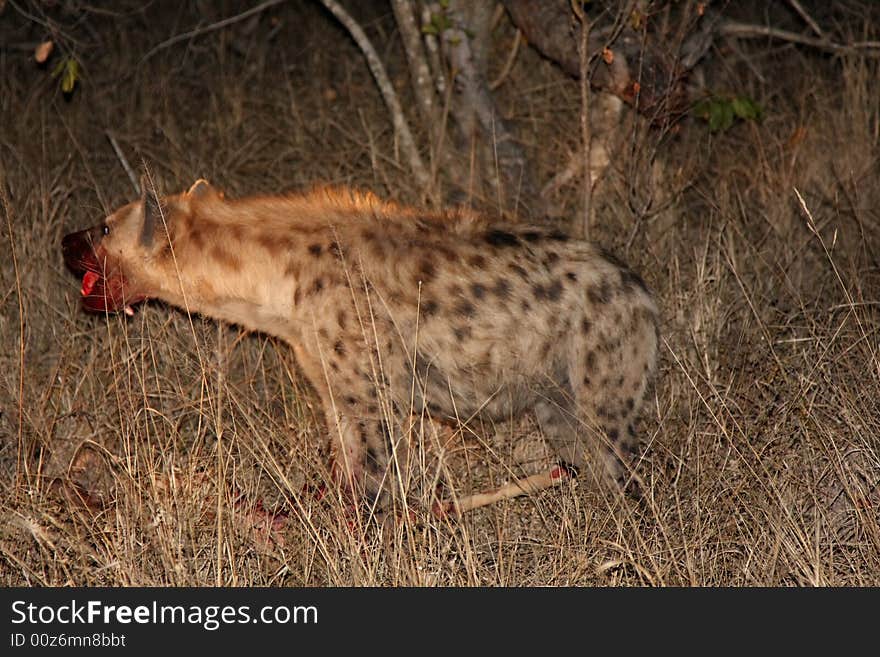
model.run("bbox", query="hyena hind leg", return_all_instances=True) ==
[532,378,647,497]
[432,392,582,518]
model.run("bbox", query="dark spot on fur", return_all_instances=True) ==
[294,287,302,305]
[533,281,562,300]
[607,427,620,442]
[547,230,569,242]
[544,251,560,266]
[585,350,596,369]
[311,278,325,295]
[258,233,283,254]
[210,245,241,270]
[468,254,487,268]
[624,397,635,412]
[484,229,520,247]
[588,278,613,305]
[421,300,439,317]
[521,299,531,311]
[344,395,359,406]
[492,278,512,299]
[337,310,347,329]
[449,283,463,297]
[616,375,625,387]
[308,243,323,257]
[377,419,393,441]
[366,446,382,469]
[229,224,244,241]
[329,241,343,260]
[581,318,592,335]
[334,340,346,356]
[362,229,377,242]
[453,326,472,341]
[522,231,541,242]
[329,361,340,372]
[508,263,529,279]
[597,406,614,420]
[318,328,329,339]
[435,244,458,262]
[189,225,204,248]
[418,260,436,283]
[455,300,476,318]
[566,271,578,282]
[582,375,592,386]
[470,283,486,299]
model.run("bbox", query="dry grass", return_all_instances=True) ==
[1,1,878,586]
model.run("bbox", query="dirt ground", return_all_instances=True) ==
[1,1,878,586]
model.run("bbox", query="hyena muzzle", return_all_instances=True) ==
[62,178,659,518]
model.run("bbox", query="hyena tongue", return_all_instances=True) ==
[81,271,99,296]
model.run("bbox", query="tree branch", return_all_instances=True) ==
[573,0,592,239]
[390,0,440,130]
[718,19,880,55]
[139,0,287,66]
[445,0,537,214]
[318,0,433,198]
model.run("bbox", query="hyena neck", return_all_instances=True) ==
[145,202,303,340]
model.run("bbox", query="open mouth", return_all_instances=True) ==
[62,229,141,315]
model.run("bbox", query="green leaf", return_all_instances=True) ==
[61,58,79,93]
[731,96,760,121]
[707,101,724,131]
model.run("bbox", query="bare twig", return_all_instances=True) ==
[105,132,139,195]
[319,0,433,198]
[785,0,825,40]
[139,0,286,66]
[489,29,521,91]
[573,1,592,239]
[719,19,880,55]
[421,4,447,98]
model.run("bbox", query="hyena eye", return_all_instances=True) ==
[102,225,110,236]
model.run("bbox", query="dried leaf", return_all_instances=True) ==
[602,47,614,64]
[35,40,54,63]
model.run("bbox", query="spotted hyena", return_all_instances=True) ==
[62,178,658,516]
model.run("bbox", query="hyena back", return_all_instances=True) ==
[62,180,658,516]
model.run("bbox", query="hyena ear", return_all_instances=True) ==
[139,175,161,248]
[186,179,217,199]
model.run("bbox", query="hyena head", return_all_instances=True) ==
[62,178,217,314]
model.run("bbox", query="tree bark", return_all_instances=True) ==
[501,0,689,124]
[446,0,538,215]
